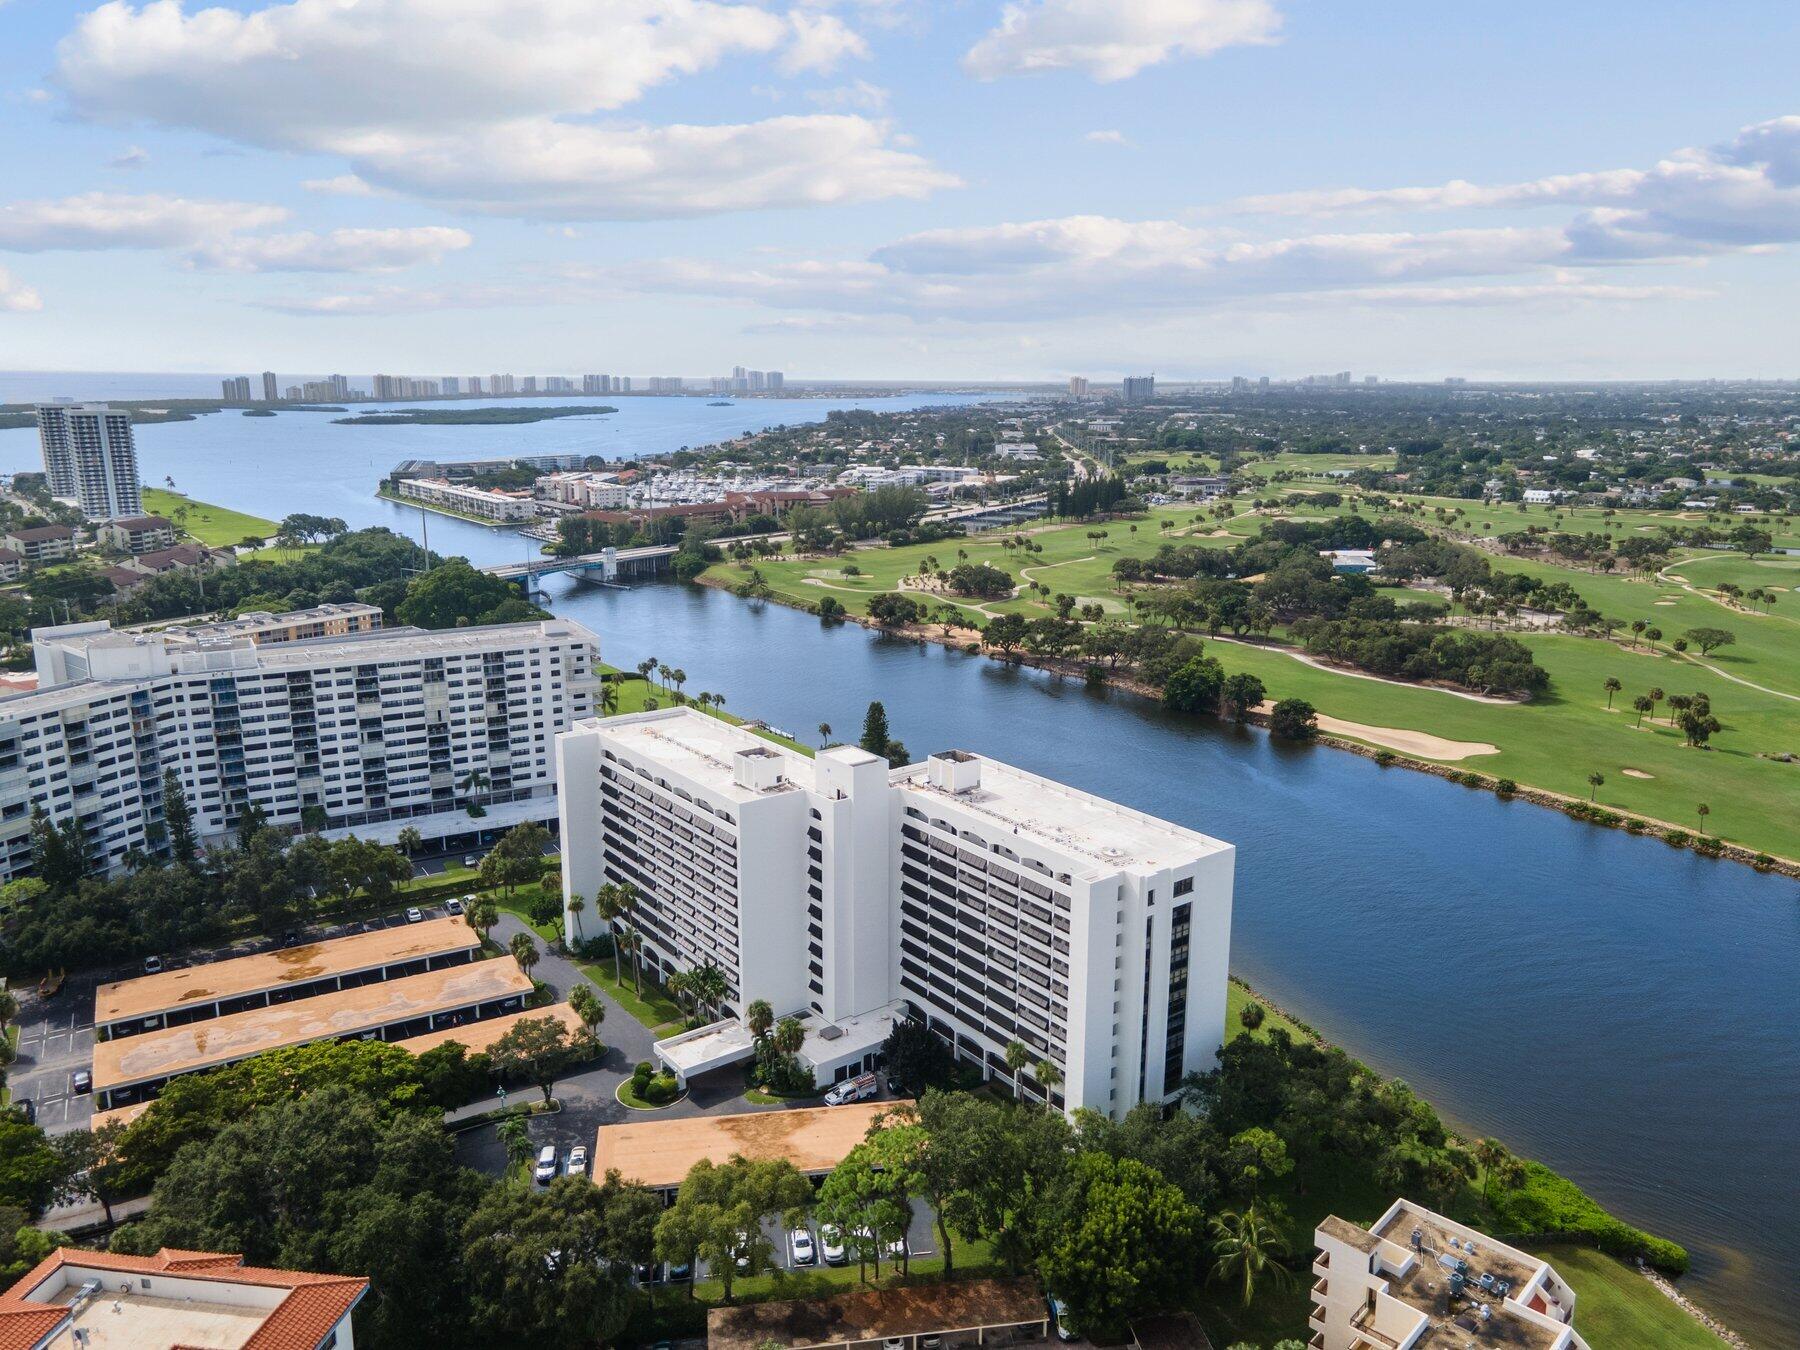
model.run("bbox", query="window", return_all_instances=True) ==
[1173,876,1194,897]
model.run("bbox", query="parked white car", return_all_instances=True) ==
[820,1225,847,1266]
[532,1145,558,1184]
[789,1228,815,1265]
[565,1145,589,1177]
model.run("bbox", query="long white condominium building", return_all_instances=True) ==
[1313,1201,1589,1350]
[559,707,1233,1119]
[0,612,599,882]
[35,403,143,520]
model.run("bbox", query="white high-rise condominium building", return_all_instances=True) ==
[766,371,784,392]
[1123,375,1156,404]
[583,374,609,395]
[443,376,462,396]
[559,707,1233,1118]
[35,404,143,520]
[260,371,279,402]
[0,611,599,882]
[1068,376,1089,397]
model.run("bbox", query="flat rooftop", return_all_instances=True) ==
[1339,1203,1572,1350]
[45,1285,268,1349]
[399,1001,582,1057]
[657,1002,899,1078]
[894,755,1229,873]
[93,959,533,1090]
[597,707,819,801]
[95,916,479,1025]
[708,1277,1047,1350]
[594,1101,890,1190]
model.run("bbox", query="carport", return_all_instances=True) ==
[707,1276,1049,1350]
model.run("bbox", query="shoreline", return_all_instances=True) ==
[702,572,1800,880]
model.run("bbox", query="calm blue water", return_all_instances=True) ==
[2,394,1795,1344]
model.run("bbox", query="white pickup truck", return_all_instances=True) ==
[823,1071,879,1106]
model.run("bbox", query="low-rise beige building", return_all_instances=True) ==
[1311,1201,1588,1350]
[2,524,76,564]
[96,514,177,553]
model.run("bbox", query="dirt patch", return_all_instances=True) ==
[1654,599,1677,606]
[1622,768,1655,779]
[1253,702,1498,760]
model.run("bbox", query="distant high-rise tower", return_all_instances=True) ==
[1068,376,1089,397]
[1122,375,1156,404]
[766,371,784,392]
[328,374,351,399]
[260,371,279,402]
[36,403,143,520]
[442,376,461,396]
[221,376,252,402]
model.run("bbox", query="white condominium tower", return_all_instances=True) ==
[559,707,1233,1119]
[0,612,599,882]
[35,403,143,520]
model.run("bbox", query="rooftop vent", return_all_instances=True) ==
[927,749,981,794]
[733,746,785,791]
[818,1024,843,1041]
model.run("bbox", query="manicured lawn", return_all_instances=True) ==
[141,487,278,546]
[1225,981,1316,1046]
[604,667,815,755]
[1526,1245,1727,1348]
[578,959,684,1031]
[704,501,1800,859]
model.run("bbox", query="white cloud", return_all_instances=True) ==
[782,9,869,74]
[1083,129,1128,145]
[327,114,956,220]
[964,0,1280,82]
[0,192,288,251]
[302,173,377,197]
[806,79,889,111]
[0,266,43,313]
[1223,116,1800,259]
[0,192,467,273]
[108,144,149,169]
[55,0,948,220]
[188,225,471,273]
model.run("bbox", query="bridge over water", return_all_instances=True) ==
[480,544,677,584]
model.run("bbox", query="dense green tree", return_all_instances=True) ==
[0,1116,63,1216]
[1220,672,1266,720]
[1163,654,1225,714]
[395,559,545,629]
[653,1156,811,1303]
[489,1014,594,1105]
[1037,1152,1200,1340]
[1267,698,1319,740]
[881,1020,956,1095]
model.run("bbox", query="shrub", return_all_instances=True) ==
[642,1072,680,1105]
[1374,749,1396,766]
[1691,835,1724,857]
[1495,778,1517,796]
[1662,829,1691,849]
[1487,1161,1689,1273]
[1268,698,1319,740]
[1752,852,1776,870]
[630,1061,654,1096]
[1084,663,1106,688]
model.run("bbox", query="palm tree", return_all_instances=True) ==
[467,898,498,945]
[594,884,626,984]
[1003,1040,1030,1100]
[396,826,423,856]
[569,983,605,1035]
[600,680,620,716]
[1697,802,1711,834]
[1647,686,1665,722]
[497,1114,533,1170]
[1602,677,1621,709]
[1631,695,1653,728]
[1209,1205,1293,1308]
[1587,771,1605,801]
[818,722,832,746]
[510,931,539,978]
[747,998,775,1041]
[773,1016,805,1059]
[1034,1058,1063,1107]
[565,894,586,945]
[616,881,644,990]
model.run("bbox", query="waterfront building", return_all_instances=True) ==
[1123,375,1156,404]
[261,370,279,402]
[221,375,252,402]
[522,376,538,394]
[35,403,143,519]
[767,370,784,392]
[329,373,351,399]
[0,1246,367,1350]
[396,476,539,521]
[559,707,1233,1119]
[618,376,631,392]
[583,373,610,394]
[1068,375,1089,396]
[468,375,484,395]
[0,611,599,881]
[442,375,461,395]
[538,471,629,509]
[491,374,516,394]
[1312,1201,1590,1349]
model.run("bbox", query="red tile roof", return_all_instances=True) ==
[0,1246,367,1350]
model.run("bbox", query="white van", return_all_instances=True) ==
[533,1144,558,1184]
[823,1071,879,1106]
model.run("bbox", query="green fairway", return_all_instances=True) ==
[1526,1245,1727,1348]
[141,487,278,546]
[1243,449,1396,479]
[704,502,1800,859]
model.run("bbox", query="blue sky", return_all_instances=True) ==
[3,0,1800,381]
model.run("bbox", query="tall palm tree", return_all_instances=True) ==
[510,931,539,978]
[1003,1040,1030,1100]
[593,884,626,984]
[1033,1059,1063,1107]
[818,722,832,746]
[616,881,644,990]
[600,680,620,716]
[1209,1205,1292,1308]
[396,826,423,856]
[1602,676,1621,708]
[565,894,586,945]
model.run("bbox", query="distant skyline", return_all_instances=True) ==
[3,1,1800,380]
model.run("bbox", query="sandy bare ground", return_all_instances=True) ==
[1622,768,1655,779]
[1253,701,1499,760]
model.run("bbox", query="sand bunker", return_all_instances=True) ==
[1621,768,1655,779]
[1255,703,1498,760]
